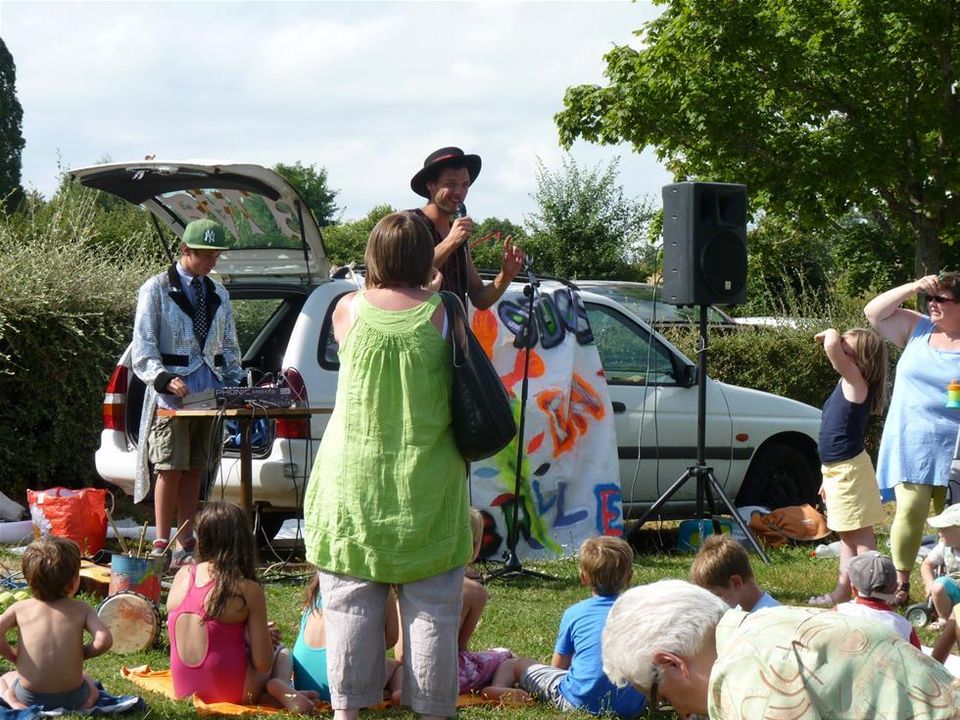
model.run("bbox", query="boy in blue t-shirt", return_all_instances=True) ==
[491,536,645,716]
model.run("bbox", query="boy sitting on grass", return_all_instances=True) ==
[690,534,779,612]
[0,536,113,710]
[491,535,646,716]
[835,550,920,647]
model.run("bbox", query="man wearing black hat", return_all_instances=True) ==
[410,146,525,309]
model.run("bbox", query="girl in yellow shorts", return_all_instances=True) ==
[808,328,889,607]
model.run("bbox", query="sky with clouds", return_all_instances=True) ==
[1,1,671,223]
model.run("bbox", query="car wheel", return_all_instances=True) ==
[735,442,819,510]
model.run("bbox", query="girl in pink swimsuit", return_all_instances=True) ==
[166,502,316,712]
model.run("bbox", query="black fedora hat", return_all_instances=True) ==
[410,147,482,198]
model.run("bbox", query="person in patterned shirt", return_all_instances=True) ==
[601,579,960,719]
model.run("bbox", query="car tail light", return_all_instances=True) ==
[280,367,308,405]
[103,365,128,432]
[276,417,310,439]
[276,367,310,439]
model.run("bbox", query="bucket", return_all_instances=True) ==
[677,518,733,552]
[108,554,163,603]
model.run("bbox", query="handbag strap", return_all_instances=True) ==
[439,291,468,368]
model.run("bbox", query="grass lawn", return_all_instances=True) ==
[0,522,953,720]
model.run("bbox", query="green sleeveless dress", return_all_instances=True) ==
[304,292,472,584]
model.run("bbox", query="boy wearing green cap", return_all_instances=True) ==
[131,218,244,566]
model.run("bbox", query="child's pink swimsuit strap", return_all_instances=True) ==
[168,564,248,703]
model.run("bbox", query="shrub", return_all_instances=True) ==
[662,291,900,459]
[0,188,159,496]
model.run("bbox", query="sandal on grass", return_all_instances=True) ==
[892,582,911,607]
[808,593,838,608]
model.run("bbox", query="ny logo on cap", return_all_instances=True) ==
[203,229,217,245]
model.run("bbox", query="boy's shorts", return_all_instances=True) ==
[13,677,90,710]
[518,664,576,711]
[148,415,217,471]
[933,575,960,604]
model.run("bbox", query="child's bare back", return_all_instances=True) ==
[3,597,105,694]
[0,536,112,711]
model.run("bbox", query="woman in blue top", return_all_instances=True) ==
[866,272,960,606]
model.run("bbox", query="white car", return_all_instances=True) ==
[75,160,822,534]
[575,280,739,329]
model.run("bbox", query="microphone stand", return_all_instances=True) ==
[485,257,558,584]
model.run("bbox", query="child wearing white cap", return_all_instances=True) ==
[921,503,960,631]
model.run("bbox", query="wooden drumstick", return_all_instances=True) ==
[136,522,149,558]
[163,520,191,557]
[105,507,130,555]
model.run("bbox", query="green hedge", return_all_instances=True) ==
[0,186,911,500]
[661,317,900,458]
[0,190,158,497]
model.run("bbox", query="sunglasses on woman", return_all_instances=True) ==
[924,293,958,305]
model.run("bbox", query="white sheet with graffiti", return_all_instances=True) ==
[467,285,623,560]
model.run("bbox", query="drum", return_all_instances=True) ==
[97,590,160,654]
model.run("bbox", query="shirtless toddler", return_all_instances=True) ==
[0,536,113,710]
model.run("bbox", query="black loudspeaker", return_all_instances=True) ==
[661,182,748,306]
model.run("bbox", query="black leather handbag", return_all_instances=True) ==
[439,292,517,462]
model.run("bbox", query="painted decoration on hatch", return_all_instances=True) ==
[470,285,622,561]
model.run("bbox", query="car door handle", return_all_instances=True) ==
[612,402,626,413]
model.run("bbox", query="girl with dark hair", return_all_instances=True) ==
[166,501,316,712]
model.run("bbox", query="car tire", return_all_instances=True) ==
[735,442,819,510]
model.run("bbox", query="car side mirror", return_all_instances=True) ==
[678,364,699,388]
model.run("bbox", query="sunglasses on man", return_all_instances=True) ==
[643,667,669,718]
[924,293,958,305]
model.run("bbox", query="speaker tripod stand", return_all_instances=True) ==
[625,304,770,563]
[485,259,558,584]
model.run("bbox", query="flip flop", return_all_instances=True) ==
[807,593,837,608]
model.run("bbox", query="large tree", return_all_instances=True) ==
[0,39,24,213]
[555,1,960,276]
[322,203,394,266]
[470,216,529,270]
[524,156,655,280]
[273,161,339,227]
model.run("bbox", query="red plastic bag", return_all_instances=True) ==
[27,487,108,556]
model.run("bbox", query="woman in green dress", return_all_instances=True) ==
[304,212,473,720]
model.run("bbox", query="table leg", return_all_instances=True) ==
[239,415,254,528]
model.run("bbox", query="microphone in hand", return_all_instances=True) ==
[455,202,468,219]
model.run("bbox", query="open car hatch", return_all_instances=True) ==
[69,160,329,284]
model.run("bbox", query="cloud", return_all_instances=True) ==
[3,1,669,222]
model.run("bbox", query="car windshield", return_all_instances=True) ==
[158,187,304,250]
[579,283,730,324]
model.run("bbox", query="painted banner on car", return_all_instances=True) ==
[469,285,622,560]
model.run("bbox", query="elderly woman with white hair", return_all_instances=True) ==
[602,580,959,719]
